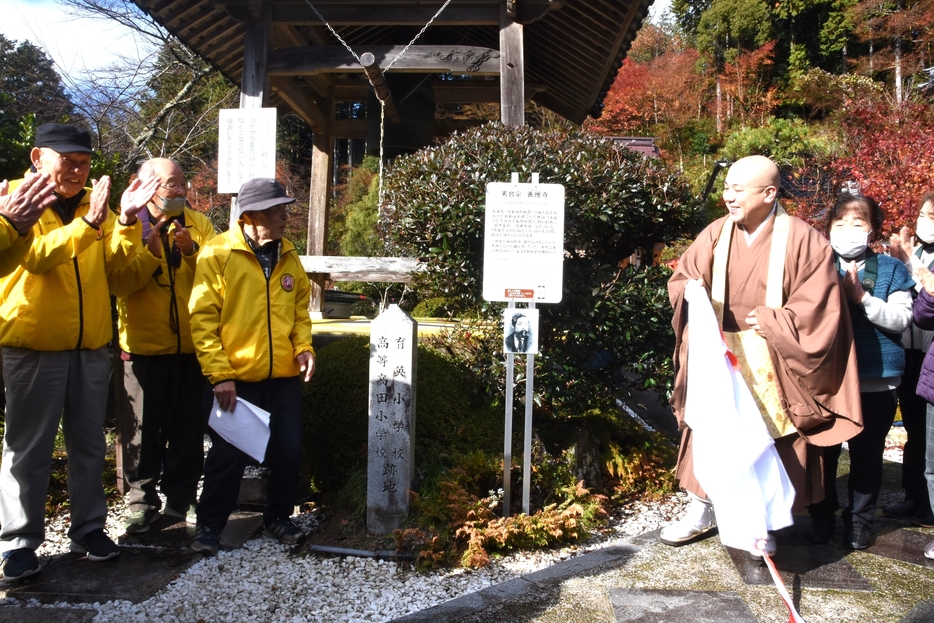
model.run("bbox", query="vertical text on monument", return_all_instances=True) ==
[367,304,417,534]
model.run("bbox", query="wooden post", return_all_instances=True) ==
[307,129,332,317]
[231,2,272,228]
[499,2,525,127]
[359,52,402,124]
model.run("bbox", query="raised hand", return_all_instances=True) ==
[120,177,160,224]
[0,173,56,234]
[889,226,914,263]
[86,176,112,228]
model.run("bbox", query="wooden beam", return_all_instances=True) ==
[268,46,500,77]
[332,79,547,103]
[268,5,499,26]
[271,76,330,131]
[331,117,490,139]
[500,3,525,127]
[307,130,333,313]
[239,2,270,108]
[299,256,423,283]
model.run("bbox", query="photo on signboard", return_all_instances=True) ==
[503,309,539,354]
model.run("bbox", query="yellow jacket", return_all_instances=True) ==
[0,215,34,278]
[0,181,141,351]
[189,223,313,384]
[108,207,218,356]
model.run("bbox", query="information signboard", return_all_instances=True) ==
[482,180,565,303]
[217,108,277,194]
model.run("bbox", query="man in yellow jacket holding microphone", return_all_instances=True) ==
[108,158,218,534]
[188,178,314,556]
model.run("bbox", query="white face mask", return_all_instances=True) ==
[917,216,934,244]
[830,229,869,259]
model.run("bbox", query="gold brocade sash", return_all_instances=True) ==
[711,206,797,439]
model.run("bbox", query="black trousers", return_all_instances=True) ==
[897,349,931,507]
[122,354,206,512]
[196,376,304,529]
[813,389,898,526]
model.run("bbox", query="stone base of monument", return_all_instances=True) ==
[0,546,199,605]
[119,510,263,552]
[236,477,268,512]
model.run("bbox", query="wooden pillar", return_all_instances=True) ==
[500,2,525,127]
[307,128,332,317]
[230,2,272,228]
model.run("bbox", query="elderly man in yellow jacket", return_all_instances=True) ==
[0,124,158,582]
[108,158,218,535]
[188,177,315,556]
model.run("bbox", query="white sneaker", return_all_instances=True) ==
[659,496,715,546]
[749,534,777,559]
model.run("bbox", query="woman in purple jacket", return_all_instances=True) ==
[908,265,934,560]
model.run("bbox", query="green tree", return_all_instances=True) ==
[0,34,75,179]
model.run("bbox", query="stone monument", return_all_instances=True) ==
[366,304,417,534]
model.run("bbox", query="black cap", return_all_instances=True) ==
[237,178,295,212]
[34,123,93,154]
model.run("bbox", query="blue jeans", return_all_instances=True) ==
[196,376,304,529]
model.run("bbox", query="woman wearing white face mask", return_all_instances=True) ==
[886,192,934,528]
[808,192,915,549]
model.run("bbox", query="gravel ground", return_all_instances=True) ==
[0,430,908,622]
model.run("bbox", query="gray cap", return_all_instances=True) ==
[237,178,296,212]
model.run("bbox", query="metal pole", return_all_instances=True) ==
[522,301,535,515]
[503,301,515,518]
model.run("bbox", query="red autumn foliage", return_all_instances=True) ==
[791,101,934,236]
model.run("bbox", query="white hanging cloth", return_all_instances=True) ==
[682,279,795,552]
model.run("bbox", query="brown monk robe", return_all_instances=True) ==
[669,208,863,512]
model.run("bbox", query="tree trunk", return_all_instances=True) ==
[716,77,722,133]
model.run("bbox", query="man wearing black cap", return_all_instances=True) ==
[188,177,315,556]
[0,123,158,581]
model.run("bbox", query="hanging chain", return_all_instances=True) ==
[302,0,453,209]
[384,0,454,71]
[302,0,361,63]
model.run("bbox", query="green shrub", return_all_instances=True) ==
[411,297,450,318]
[302,334,503,498]
[382,123,701,413]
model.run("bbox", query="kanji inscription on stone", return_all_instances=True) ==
[367,304,417,534]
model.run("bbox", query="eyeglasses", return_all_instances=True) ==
[57,155,91,171]
[158,182,188,191]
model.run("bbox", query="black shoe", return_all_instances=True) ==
[845,522,871,550]
[1,548,39,582]
[70,529,120,561]
[883,499,919,518]
[191,524,220,556]
[910,510,934,529]
[808,513,836,544]
[264,518,303,545]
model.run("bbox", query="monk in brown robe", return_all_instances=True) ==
[661,155,863,552]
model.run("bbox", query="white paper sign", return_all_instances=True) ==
[217,108,277,193]
[207,397,271,463]
[482,181,565,303]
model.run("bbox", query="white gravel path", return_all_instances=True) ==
[0,429,908,622]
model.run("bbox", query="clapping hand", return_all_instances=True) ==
[0,173,56,234]
[119,177,160,224]
[842,263,866,303]
[889,226,914,263]
[916,265,934,295]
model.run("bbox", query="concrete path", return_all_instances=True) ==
[392,518,934,623]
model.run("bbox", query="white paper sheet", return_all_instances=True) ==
[207,397,271,463]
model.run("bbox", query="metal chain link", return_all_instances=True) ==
[302,0,361,63]
[302,0,453,208]
[385,0,454,71]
